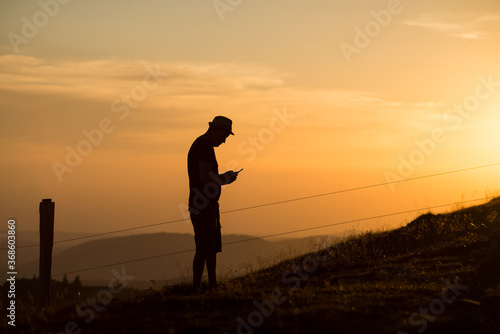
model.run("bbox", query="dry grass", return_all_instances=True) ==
[4,197,500,333]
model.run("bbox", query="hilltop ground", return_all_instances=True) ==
[4,198,500,333]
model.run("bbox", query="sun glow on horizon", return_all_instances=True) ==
[1,1,500,238]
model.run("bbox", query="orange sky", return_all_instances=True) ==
[1,0,500,241]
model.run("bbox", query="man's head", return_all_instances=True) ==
[206,116,234,147]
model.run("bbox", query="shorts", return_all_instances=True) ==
[190,203,221,254]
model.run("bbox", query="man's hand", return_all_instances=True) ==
[222,170,238,184]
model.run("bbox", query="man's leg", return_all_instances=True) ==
[206,253,217,286]
[193,252,206,288]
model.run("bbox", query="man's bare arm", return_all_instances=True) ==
[199,161,237,185]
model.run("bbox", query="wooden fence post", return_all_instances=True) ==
[39,198,55,307]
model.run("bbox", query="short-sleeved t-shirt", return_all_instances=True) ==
[188,135,221,211]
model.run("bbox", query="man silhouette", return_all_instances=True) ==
[188,116,239,289]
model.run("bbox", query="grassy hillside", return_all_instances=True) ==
[5,197,500,333]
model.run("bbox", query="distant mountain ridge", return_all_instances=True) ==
[2,232,336,286]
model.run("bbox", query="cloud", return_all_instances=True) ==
[0,54,445,159]
[403,12,500,40]
[0,56,287,140]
